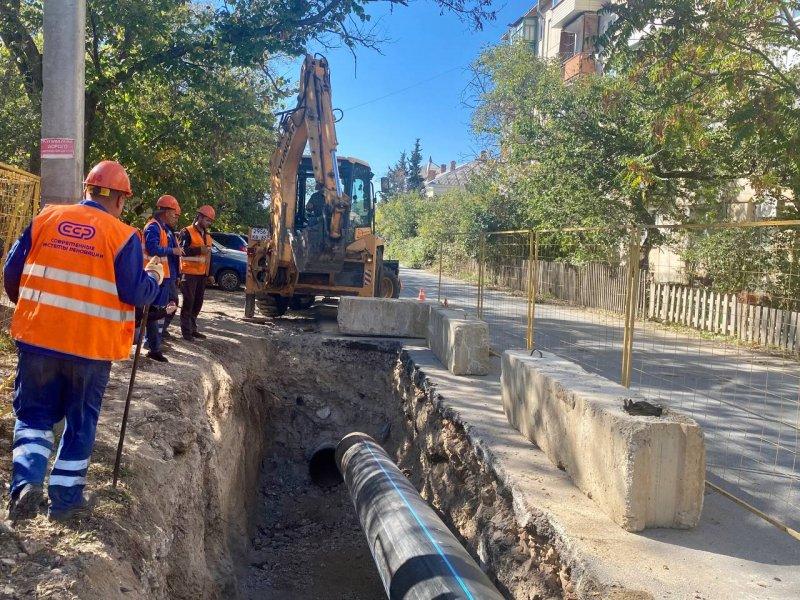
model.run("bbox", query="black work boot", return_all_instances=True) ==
[7,483,45,522]
[191,331,206,339]
[147,350,169,363]
[48,495,93,522]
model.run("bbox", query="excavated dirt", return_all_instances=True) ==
[0,293,562,599]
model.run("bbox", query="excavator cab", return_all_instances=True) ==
[295,155,375,242]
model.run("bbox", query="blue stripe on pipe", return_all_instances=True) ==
[364,441,477,600]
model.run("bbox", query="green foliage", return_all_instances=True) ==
[98,65,276,231]
[601,0,800,218]
[382,150,407,200]
[376,186,493,268]
[682,228,776,293]
[682,227,800,303]
[472,43,742,229]
[0,43,37,168]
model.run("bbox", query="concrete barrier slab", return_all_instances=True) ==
[338,297,430,338]
[501,351,705,531]
[427,307,490,376]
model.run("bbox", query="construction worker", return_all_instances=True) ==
[143,195,184,362]
[179,205,215,340]
[306,182,325,221]
[161,219,181,339]
[3,160,163,522]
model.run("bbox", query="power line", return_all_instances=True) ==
[341,64,467,112]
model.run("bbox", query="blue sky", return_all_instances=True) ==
[283,1,521,179]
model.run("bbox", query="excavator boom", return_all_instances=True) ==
[268,54,350,286]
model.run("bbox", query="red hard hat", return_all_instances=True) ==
[83,160,132,197]
[156,194,181,215]
[197,205,216,220]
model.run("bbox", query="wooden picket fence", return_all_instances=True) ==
[648,282,800,352]
[482,257,800,353]
[480,259,650,314]
[536,260,642,314]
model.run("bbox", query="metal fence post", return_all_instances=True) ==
[477,232,486,318]
[526,230,538,350]
[437,241,443,302]
[621,227,642,388]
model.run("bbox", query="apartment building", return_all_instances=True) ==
[502,1,615,81]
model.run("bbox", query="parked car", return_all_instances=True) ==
[209,241,247,292]
[211,232,248,252]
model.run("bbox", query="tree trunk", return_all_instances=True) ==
[84,90,99,169]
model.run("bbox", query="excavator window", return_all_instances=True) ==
[350,177,368,227]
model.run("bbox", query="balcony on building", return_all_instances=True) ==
[562,52,597,81]
[550,0,605,28]
[501,4,540,50]
[557,10,601,81]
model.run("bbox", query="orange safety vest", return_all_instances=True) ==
[10,203,138,361]
[142,218,171,279]
[180,224,212,276]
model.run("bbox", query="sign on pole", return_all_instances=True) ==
[41,138,76,160]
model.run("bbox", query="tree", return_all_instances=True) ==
[469,42,749,260]
[406,138,424,192]
[600,0,800,219]
[382,150,407,200]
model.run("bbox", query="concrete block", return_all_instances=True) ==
[427,307,490,376]
[501,351,705,531]
[338,297,430,338]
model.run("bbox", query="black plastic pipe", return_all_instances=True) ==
[336,432,505,600]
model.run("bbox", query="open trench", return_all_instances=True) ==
[236,337,400,599]
[53,320,568,600]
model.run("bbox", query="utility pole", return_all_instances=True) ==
[40,0,86,205]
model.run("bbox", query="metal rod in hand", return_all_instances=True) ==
[113,303,150,487]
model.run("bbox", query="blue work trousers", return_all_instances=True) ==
[10,350,111,511]
[145,313,163,353]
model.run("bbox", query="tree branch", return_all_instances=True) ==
[780,5,800,43]
[0,1,42,98]
[89,8,102,76]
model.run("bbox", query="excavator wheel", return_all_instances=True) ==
[380,270,401,299]
[256,295,289,318]
[289,295,316,310]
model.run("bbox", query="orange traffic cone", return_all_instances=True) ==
[418,288,426,301]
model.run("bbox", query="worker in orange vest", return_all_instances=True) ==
[3,160,163,522]
[179,205,215,340]
[142,195,183,362]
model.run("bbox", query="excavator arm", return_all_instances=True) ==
[267,54,350,286]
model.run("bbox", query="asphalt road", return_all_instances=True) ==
[400,267,800,532]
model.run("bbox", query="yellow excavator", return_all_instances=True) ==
[245,54,401,317]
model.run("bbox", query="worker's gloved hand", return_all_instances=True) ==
[165,301,177,315]
[172,246,185,257]
[145,257,164,285]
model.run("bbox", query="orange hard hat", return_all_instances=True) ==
[197,205,216,220]
[83,160,132,197]
[156,194,181,215]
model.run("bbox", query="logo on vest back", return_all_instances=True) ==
[58,221,96,240]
